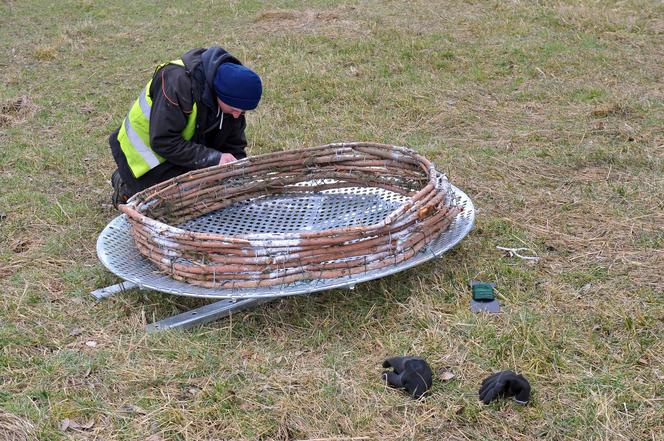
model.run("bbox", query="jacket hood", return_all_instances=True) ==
[200,46,241,108]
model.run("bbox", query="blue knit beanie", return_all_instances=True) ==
[213,63,262,111]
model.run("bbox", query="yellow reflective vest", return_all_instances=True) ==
[117,59,198,178]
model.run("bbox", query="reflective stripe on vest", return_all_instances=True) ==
[118,59,198,178]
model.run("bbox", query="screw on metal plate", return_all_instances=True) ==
[470,280,500,313]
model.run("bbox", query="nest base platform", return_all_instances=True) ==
[94,184,474,332]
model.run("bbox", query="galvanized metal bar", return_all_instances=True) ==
[145,297,272,333]
[91,281,140,300]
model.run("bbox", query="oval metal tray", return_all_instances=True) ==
[97,184,474,299]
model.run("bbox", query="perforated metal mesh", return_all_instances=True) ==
[177,186,407,235]
[97,183,475,299]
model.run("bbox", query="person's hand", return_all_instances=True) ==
[479,370,531,405]
[219,153,237,165]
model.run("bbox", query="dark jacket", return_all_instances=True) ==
[109,46,248,195]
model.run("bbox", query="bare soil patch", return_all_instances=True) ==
[0,96,36,128]
[253,7,369,38]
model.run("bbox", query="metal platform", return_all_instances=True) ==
[94,184,474,332]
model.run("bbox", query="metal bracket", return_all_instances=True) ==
[91,281,142,300]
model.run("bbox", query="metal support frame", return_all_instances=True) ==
[145,297,270,333]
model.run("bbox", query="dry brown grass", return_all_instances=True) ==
[0,410,35,441]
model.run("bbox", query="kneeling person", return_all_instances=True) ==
[109,46,262,207]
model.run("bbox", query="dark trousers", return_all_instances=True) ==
[109,129,192,197]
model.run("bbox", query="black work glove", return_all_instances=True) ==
[479,370,530,405]
[382,356,433,399]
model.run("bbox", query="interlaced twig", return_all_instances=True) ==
[120,142,462,288]
[496,246,540,262]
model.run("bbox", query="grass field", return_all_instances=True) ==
[1,0,663,439]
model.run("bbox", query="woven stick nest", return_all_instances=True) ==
[119,142,462,288]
